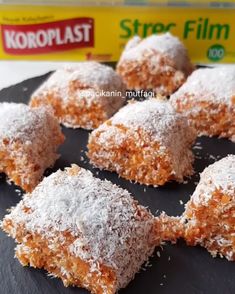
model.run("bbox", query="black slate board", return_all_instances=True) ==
[0,73,235,294]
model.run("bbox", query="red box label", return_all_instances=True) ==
[1,18,94,55]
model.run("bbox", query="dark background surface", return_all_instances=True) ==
[0,73,235,294]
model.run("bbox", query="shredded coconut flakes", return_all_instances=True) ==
[171,66,235,106]
[0,103,53,142]
[120,32,190,72]
[192,155,235,205]
[6,165,156,290]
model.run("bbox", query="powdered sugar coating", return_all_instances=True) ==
[170,66,235,106]
[5,165,156,291]
[191,155,235,205]
[91,99,196,180]
[119,32,192,74]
